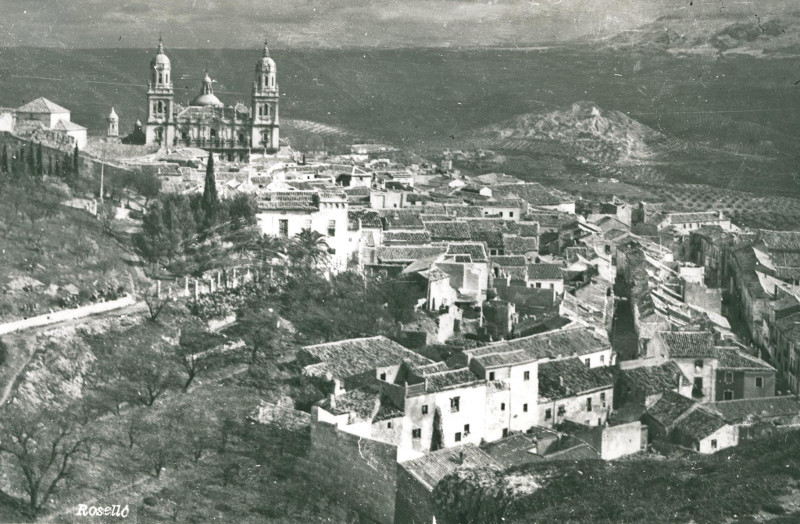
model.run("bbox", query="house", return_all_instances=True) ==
[709,396,800,442]
[671,407,738,453]
[256,190,351,269]
[649,331,776,402]
[395,445,500,524]
[13,97,87,149]
[615,360,692,409]
[536,357,615,428]
[656,211,731,233]
[299,335,432,391]
[526,264,564,293]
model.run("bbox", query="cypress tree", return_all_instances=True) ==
[200,152,218,226]
[1,144,8,174]
[72,144,80,178]
[36,143,43,176]
[48,155,53,176]
[26,144,35,176]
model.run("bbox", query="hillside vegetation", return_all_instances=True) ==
[434,430,800,523]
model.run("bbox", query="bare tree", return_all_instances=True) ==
[0,407,89,517]
[144,286,171,322]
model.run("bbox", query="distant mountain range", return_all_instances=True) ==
[605,12,800,55]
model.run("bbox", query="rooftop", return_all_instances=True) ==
[619,361,686,395]
[658,331,715,359]
[709,396,800,423]
[527,264,563,281]
[646,391,697,428]
[538,358,615,402]
[400,444,501,491]
[673,407,728,442]
[301,336,431,381]
[466,326,610,369]
[16,97,70,114]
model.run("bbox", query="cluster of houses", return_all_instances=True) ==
[0,97,87,150]
[241,170,799,523]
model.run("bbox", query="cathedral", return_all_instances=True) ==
[145,39,280,161]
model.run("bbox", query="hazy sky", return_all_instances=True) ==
[0,0,797,48]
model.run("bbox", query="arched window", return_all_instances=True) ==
[264,104,270,117]
[157,101,163,114]
[158,73,163,85]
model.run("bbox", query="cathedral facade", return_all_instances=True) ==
[145,39,280,160]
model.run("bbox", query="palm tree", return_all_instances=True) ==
[290,228,329,269]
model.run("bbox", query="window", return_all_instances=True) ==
[489,371,495,381]
[509,211,514,218]
[523,403,528,412]
[464,424,470,435]
[327,220,336,237]
[695,359,704,373]
[557,405,566,416]
[450,397,460,413]
[755,377,764,388]
[693,377,704,397]
[724,372,733,384]
[545,408,552,420]
[412,428,421,439]
[500,402,506,411]
[600,355,605,365]
[523,371,530,381]
[711,439,718,450]
[454,432,462,442]
[387,422,392,429]
[535,282,542,288]
[421,405,429,415]
[586,398,593,412]
[584,358,591,368]
[724,390,733,400]
[600,392,606,407]
[380,372,387,381]
[278,219,289,238]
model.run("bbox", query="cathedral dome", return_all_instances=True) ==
[190,73,224,107]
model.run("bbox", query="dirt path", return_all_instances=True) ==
[0,300,147,408]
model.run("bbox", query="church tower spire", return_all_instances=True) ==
[145,37,175,146]
[251,39,279,152]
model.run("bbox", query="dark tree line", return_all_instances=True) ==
[0,142,78,181]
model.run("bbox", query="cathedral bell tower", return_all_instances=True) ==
[250,40,280,152]
[145,37,175,146]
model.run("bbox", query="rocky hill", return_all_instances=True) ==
[473,101,674,166]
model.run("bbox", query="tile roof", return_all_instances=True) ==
[673,408,728,442]
[257,191,329,211]
[349,209,383,229]
[619,361,686,395]
[446,205,484,218]
[381,210,426,230]
[709,396,800,423]
[518,222,540,238]
[301,336,431,381]
[756,230,800,252]
[375,246,446,263]
[494,183,572,206]
[657,331,715,358]
[445,242,488,263]
[715,347,774,370]
[420,368,484,393]
[466,326,610,369]
[400,445,501,490]
[538,358,615,402]
[318,389,378,419]
[503,236,539,255]
[646,391,698,428]
[424,221,472,241]
[491,255,527,267]
[666,212,724,225]
[16,97,70,114]
[383,231,432,244]
[52,120,86,132]
[527,264,563,280]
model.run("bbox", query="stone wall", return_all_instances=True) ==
[309,420,400,524]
